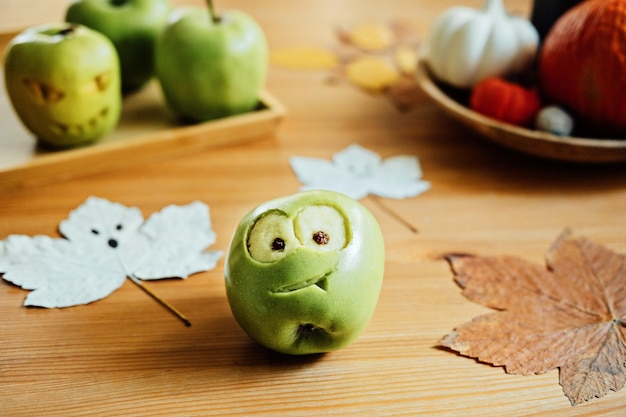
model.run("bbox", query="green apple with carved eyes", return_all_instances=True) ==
[225,190,385,355]
[4,23,121,148]
[65,0,172,93]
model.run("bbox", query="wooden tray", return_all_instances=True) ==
[0,31,285,193]
[415,58,626,164]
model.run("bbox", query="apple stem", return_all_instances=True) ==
[207,0,221,24]
[59,23,78,37]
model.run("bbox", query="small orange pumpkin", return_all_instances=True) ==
[539,0,626,133]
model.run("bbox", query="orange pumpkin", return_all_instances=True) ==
[539,0,626,133]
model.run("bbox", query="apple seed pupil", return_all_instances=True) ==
[271,237,286,251]
[312,231,329,245]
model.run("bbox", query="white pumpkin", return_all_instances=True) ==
[425,0,539,89]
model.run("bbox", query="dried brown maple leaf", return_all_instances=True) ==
[440,229,626,406]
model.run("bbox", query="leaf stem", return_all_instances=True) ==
[128,275,191,327]
[369,195,418,234]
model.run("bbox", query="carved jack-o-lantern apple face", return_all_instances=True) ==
[225,190,385,355]
[4,23,121,148]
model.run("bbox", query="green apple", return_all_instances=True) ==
[66,0,171,93]
[4,23,121,148]
[225,190,385,355]
[155,0,268,121]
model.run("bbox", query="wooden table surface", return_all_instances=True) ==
[3,0,626,415]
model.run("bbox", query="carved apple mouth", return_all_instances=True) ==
[50,107,110,137]
[274,271,331,293]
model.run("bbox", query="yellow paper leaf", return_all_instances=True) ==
[270,46,338,70]
[345,56,399,93]
[394,45,418,75]
[349,22,395,51]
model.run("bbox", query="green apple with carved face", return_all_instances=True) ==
[225,190,385,355]
[4,23,121,148]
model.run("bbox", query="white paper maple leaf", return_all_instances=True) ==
[0,197,222,308]
[289,144,430,199]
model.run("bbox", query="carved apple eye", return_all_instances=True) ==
[22,78,65,104]
[247,211,298,263]
[295,205,348,252]
[83,71,112,94]
[95,72,111,91]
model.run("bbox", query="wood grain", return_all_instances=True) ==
[2,1,626,416]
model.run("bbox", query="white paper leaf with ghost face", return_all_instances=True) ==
[0,197,222,308]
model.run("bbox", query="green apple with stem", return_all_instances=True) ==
[65,0,172,93]
[4,23,121,148]
[225,190,385,355]
[155,0,268,121]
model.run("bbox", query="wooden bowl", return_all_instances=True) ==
[415,58,626,163]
